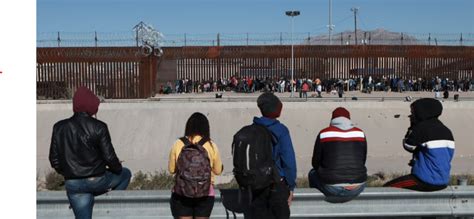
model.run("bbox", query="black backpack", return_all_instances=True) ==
[232,123,278,190]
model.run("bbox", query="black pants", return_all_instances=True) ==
[246,180,290,219]
[383,174,447,192]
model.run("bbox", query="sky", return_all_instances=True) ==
[37,0,474,35]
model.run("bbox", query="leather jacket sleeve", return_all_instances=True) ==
[49,124,62,174]
[97,124,122,174]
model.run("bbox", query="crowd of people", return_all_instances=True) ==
[50,87,455,219]
[160,75,474,96]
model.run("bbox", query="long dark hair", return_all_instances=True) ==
[184,112,210,142]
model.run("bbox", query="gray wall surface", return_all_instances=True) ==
[37,100,474,183]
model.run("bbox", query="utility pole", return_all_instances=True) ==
[328,0,335,45]
[351,7,359,45]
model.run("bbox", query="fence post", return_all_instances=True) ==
[280,32,283,45]
[136,29,139,47]
[95,31,98,47]
[364,32,367,45]
[368,32,371,45]
[57,31,61,47]
[246,33,249,46]
[341,32,343,45]
[217,33,220,46]
[401,32,404,45]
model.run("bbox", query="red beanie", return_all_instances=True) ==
[73,86,100,116]
[332,107,350,120]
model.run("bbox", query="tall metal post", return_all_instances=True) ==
[286,11,300,97]
[351,7,359,45]
[291,16,294,97]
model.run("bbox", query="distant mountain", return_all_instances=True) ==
[305,28,419,45]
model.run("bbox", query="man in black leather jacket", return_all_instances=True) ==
[49,86,131,219]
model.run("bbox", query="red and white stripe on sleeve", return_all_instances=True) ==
[319,127,366,143]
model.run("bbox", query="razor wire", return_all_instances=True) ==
[37,31,474,47]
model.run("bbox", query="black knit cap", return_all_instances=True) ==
[257,92,283,119]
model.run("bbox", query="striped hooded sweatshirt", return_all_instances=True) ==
[404,98,455,186]
[312,117,367,184]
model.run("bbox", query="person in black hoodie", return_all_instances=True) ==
[384,98,455,191]
[49,87,131,219]
[309,107,367,203]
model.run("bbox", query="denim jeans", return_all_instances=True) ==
[308,169,365,203]
[65,168,132,219]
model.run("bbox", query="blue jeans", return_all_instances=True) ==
[65,168,132,219]
[308,169,365,203]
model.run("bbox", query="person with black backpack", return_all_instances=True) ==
[232,92,297,219]
[168,112,223,219]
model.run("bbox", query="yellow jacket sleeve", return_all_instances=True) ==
[206,141,223,176]
[168,139,183,174]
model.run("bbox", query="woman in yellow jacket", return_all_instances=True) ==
[168,112,223,219]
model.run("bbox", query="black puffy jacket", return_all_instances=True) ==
[312,119,367,184]
[49,112,122,179]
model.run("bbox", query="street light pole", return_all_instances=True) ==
[291,16,294,97]
[286,10,300,97]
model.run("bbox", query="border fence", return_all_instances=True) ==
[37,47,159,99]
[37,31,474,47]
[37,45,474,99]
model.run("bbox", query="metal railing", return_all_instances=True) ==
[37,186,474,219]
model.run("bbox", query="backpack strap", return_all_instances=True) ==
[180,136,208,147]
[196,137,208,147]
[254,124,277,146]
[179,137,191,146]
[253,124,281,185]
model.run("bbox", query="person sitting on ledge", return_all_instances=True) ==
[384,98,455,191]
[308,107,367,203]
[49,86,131,219]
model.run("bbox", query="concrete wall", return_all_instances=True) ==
[37,101,474,183]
